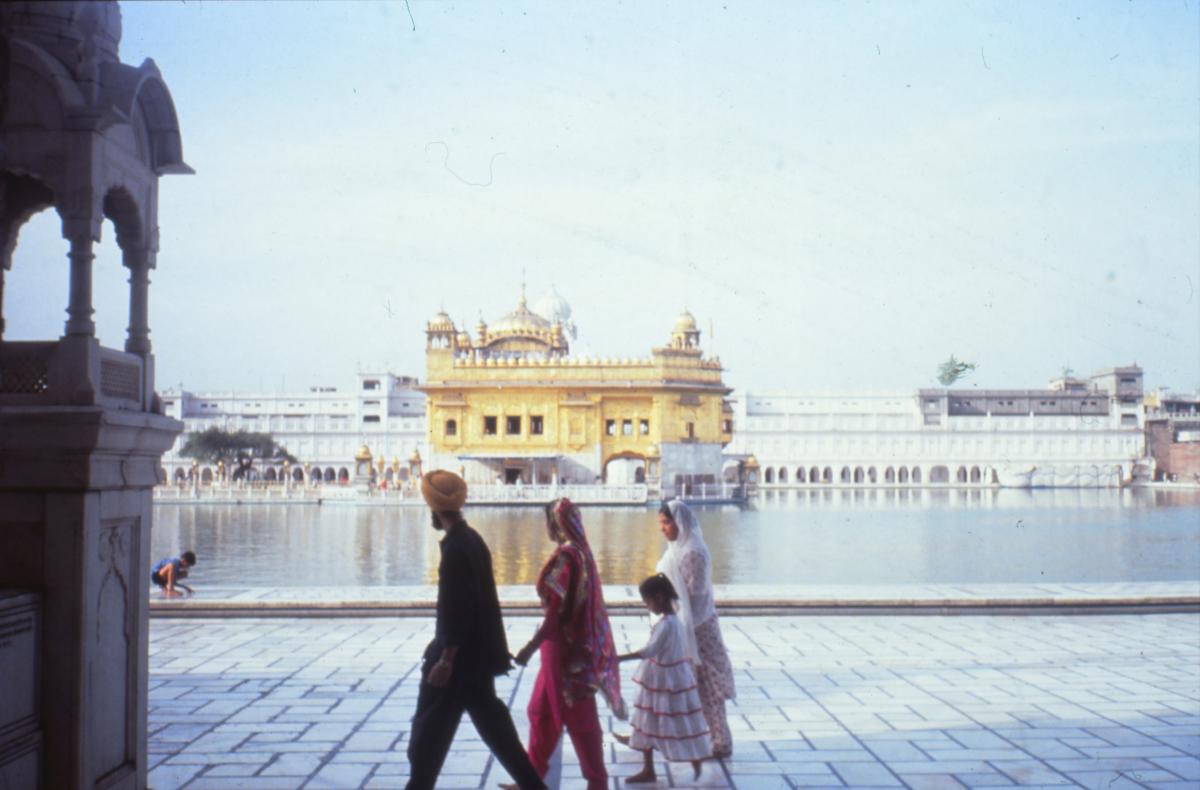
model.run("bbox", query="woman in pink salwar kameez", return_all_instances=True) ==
[513,498,626,790]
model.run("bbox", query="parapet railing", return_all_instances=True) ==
[466,483,649,504]
[0,338,149,411]
[663,482,747,502]
[153,481,654,505]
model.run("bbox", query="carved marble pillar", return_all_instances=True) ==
[0,260,6,340]
[64,233,96,338]
[0,409,181,790]
[123,248,151,356]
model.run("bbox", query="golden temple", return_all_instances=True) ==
[421,288,732,495]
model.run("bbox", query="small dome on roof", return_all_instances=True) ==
[427,310,454,331]
[674,309,698,333]
[533,286,571,325]
[492,291,551,334]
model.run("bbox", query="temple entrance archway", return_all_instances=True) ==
[604,453,646,485]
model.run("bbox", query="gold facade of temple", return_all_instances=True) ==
[421,290,732,492]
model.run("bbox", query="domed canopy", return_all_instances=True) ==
[355,444,373,461]
[533,286,571,326]
[2,1,123,68]
[427,310,454,332]
[492,293,551,334]
[674,309,698,334]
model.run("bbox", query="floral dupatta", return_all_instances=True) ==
[536,498,627,719]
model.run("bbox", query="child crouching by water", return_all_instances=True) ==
[618,573,711,783]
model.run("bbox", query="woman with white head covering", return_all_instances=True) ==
[655,499,736,758]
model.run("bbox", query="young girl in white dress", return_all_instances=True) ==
[618,573,712,784]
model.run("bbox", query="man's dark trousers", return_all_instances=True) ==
[405,658,546,790]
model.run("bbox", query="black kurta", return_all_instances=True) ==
[406,520,545,790]
[429,521,511,675]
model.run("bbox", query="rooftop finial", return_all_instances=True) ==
[519,268,527,307]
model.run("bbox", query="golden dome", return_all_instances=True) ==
[673,309,698,333]
[355,444,373,461]
[493,293,551,334]
[427,310,455,332]
[744,454,760,468]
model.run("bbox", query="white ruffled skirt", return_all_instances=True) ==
[628,656,712,761]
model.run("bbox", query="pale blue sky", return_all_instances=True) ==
[8,0,1199,392]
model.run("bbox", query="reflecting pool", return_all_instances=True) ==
[151,488,1200,587]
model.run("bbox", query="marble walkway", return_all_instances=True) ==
[149,582,1200,616]
[148,612,1200,790]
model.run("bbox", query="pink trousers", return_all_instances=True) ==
[525,639,607,790]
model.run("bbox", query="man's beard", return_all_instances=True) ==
[430,512,443,531]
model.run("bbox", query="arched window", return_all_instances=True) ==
[930,466,950,483]
[970,466,981,483]
[765,467,775,484]
[201,468,213,484]
[778,467,788,484]
[797,467,806,483]
[265,468,277,481]
[956,466,968,483]
[884,467,895,483]
[840,467,851,483]
[898,467,908,483]
[853,467,864,483]
[293,467,304,482]
[445,419,457,437]
[823,467,832,483]
[911,467,922,484]
[811,467,821,484]
[338,467,350,483]
[868,467,877,484]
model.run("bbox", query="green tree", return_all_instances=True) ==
[937,355,977,386]
[179,427,297,480]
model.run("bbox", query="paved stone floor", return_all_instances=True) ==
[149,614,1200,790]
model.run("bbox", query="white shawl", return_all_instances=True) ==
[655,499,714,665]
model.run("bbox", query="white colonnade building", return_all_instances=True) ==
[159,372,427,486]
[726,366,1146,489]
